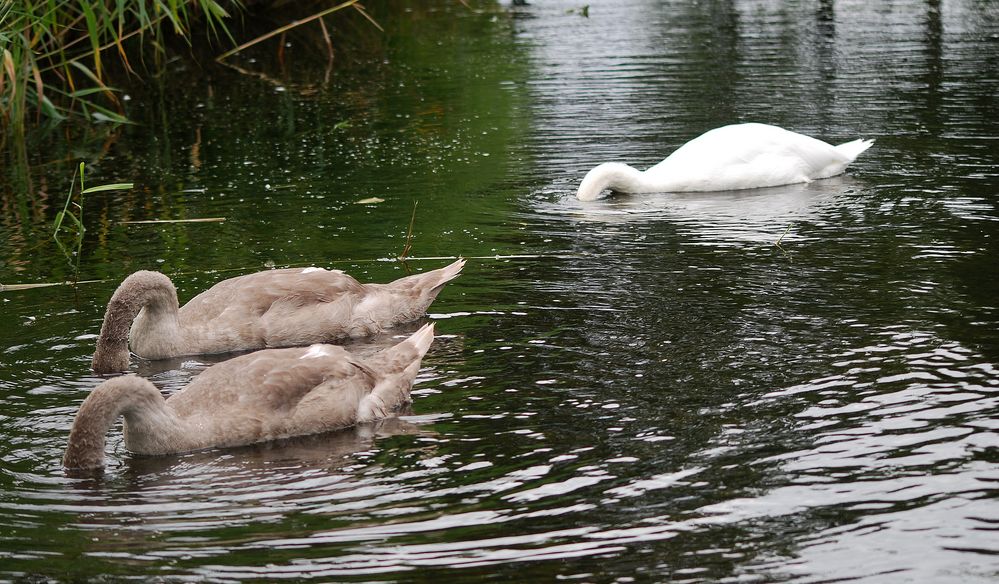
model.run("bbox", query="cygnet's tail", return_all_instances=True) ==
[376,258,465,324]
[389,258,465,294]
[399,322,436,359]
[420,258,466,295]
[835,138,874,162]
[356,324,435,422]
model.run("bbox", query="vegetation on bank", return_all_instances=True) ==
[0,0,366,149]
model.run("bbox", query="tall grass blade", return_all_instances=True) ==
[52,167,79,237]
[78,1,103,81]
[82,182,133,194]
[1,0,370,137]
[50,161,133,283]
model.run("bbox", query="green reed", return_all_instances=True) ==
[53,161,133,281]
[1,0,375,151]
[0,0,234,143]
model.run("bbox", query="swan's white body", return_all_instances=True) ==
[576,123,873,201]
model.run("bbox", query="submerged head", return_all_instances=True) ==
[92,271,178,374]
[576,162,637,201]
[63,375,162,470]
[92,344,132,375]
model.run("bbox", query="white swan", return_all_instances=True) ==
[65,324,436,469]
[576,123,873,200]
[92,259,465,374]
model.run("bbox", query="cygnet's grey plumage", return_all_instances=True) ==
[92,259,464,373]
[65,324,436,469]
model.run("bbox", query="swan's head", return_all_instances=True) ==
[92,270,178,374]
[64,375,162,470]
[576,163,635,201]
[92,344,131,375]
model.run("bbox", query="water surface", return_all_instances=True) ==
[2,0,998,581]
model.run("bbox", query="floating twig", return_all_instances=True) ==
[119,217,226,225]
[216,0,360,62]
[0,254,575,293]
[351,3,384,32]
[1,279,105,292]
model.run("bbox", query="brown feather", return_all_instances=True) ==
[66,325,436,469]
[92,260,463,373]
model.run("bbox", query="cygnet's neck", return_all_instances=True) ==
[63,375,182,469]
[576,163,660,201]
[92,271,182,374]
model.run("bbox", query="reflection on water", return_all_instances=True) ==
[2,0,999,582]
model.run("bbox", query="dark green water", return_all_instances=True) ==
[2,1,998,581]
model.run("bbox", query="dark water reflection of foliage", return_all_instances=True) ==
[2,1,529,289]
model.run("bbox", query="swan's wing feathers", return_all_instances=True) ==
[253,346,360,411]
[356,339,420,375]
[168,345,371,445]
[180,269,366,322]
[176,270,369,349]
[291,360,374,414]
[171,345,355,413]
[781,133,849,166]
[645,124,850,189]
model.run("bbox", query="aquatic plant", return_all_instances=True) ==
[0,0,233,141]
[399,201,419,261]
[0,0,371,144]
[53,162,132,281]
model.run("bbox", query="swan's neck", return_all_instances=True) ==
[63,375,180,469]
[577,163,659,201]
[93,271,181,373]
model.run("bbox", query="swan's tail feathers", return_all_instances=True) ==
[392,258,465,294]
[375,259,464,323]
[835,138,874,161]
[356,323,435,423]
[361,323,436,370]
[428,258,466,293]
[404,322,436,359]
